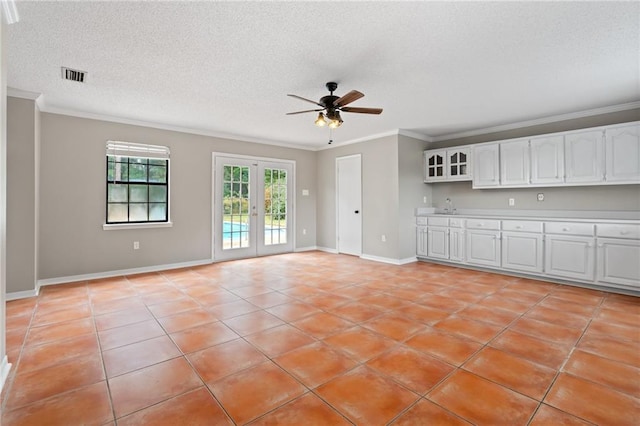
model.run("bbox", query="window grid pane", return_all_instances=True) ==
[106,156,169,224]
[222,164,250,249]
[264,167,287,246]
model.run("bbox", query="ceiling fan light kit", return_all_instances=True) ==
[287,81,382,132]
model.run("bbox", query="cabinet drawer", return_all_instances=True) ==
[428,217,449,227]
[545,222,594,236]
[449,218,464,228]
[597,224,640,239]
[502,220,543,233]
[416,217,428,226]
[466,219,500,230]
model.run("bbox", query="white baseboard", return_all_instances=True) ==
[360,254,417,265]
[294,246,319,252]
[0,356,12,394]
[36,259,213,289]
[6,288,40,301]
[316,246,339,254]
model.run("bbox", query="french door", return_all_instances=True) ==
[213,155,294,261]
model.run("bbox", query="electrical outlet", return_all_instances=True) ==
[537,193,544,201]
[423,196,427,204]
[133,241,140,250]
[302,229,307,235]
[381,235,386,242]
[508,198,515,207]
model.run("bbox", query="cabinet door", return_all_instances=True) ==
[565,130,605,183]
[472,144,500,188]
[500,140,530,185]
[447,148,472,181]
[424,150,446,182]
[605,124,640,183]
[544,235,595,281]
[427,226,449,259]
[530,135,564,185]
[416,227,428,257]
[597,238,640,289]
[466,230,500,267]
[449,228,465,262]
[501,232,543,273]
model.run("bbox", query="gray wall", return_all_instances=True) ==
[397,135,431,259]
[6,97,38,293]
[38,112,317,279]
[317,135,399,258]
[428,109,640,212]
[1,15,8,381]
[316,134,430,262]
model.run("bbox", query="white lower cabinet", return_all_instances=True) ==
[417,215,639,294]
[596,238,640,289]
[502,232,543,273]
[427,226,449,259]
[466,230,501,267]
[545,235,596,281]
[465,219,501,267]
[449,228,466,262]
[595,223,640,291]
[416,226,428,257]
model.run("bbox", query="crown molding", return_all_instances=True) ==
[398,129,433,142]
[431,101,640,142]
[316,129,402,151]
[7,87,41,101]
[37,103,317,151]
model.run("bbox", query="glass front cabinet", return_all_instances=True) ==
[424,147,472,182]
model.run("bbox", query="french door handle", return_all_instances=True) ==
[354,210,360,214]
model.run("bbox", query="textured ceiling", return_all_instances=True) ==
[7,1,640,149]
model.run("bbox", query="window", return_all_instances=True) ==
[106,141,169,224]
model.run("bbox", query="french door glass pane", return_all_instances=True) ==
[264,168,287,246]
[223,164,250,250]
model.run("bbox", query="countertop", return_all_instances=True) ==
[415,208,640,224]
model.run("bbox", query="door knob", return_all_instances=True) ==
[354,210,360,214]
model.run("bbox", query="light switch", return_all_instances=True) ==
[302,189,309,196]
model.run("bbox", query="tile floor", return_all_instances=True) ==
[1,251,639,425]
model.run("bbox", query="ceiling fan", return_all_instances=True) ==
[286,82,383,129]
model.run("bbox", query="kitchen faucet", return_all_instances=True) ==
[444,198,456,214]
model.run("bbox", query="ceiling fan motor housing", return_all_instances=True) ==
[320,95,339,110]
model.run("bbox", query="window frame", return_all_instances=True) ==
[103,141,171,230]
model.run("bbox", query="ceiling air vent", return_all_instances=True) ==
[61,67,87,83]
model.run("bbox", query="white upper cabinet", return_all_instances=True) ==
[565,130,605,183]
[500,140,530,186]
[424,150,446,182]
[434,121,638,188]
[424,147,472,182]
[472,144,500,188]
[447,148,472,181]
[605,123,640,183]
[530,135,564,185]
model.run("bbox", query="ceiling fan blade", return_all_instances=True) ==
[334,90,364,107]
[287,94,323,107]
[286,109,324,115]
[341,106,383,115]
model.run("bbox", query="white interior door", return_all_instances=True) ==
[337,155,362,256]
[213,155,293,261]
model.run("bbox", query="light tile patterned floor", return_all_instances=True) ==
[1,252,639,425]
